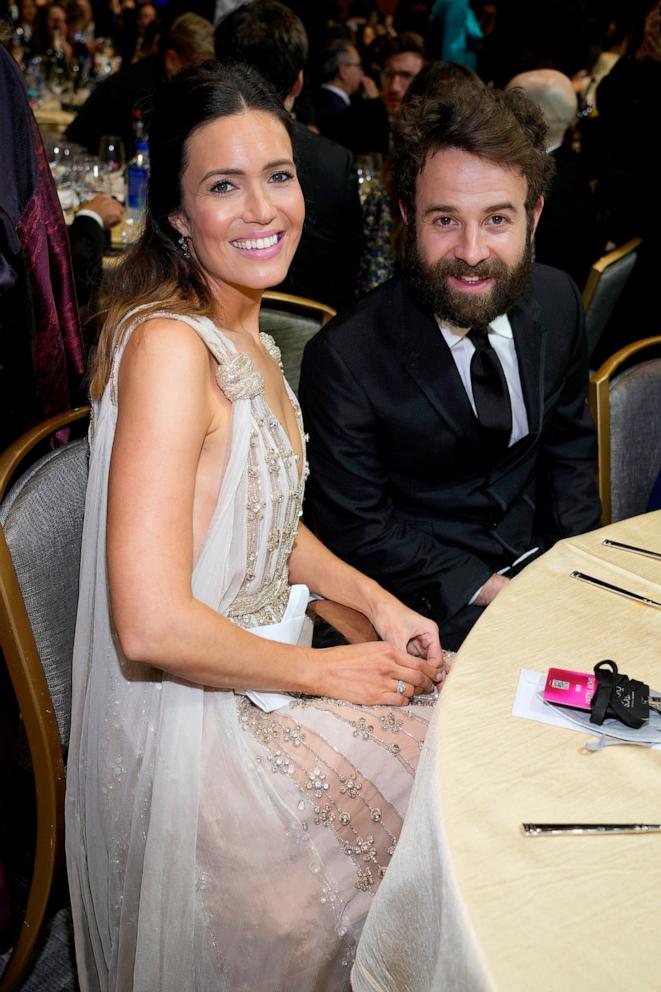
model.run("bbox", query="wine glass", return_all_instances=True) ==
[98,135,125,175]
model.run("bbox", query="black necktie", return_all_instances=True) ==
[467,325,512,452]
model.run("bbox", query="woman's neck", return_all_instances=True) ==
[210,278,263,341]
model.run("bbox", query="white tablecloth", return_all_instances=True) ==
[353,512,661,991]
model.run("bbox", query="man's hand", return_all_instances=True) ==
[368,595,449,689]
[360,75,379,99]
[474,573,510,607]
[84,194,125,229]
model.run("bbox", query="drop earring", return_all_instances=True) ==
[178,235,191,260]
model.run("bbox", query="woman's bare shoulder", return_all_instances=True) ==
[119,315,211,378]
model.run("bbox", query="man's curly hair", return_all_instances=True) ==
[392,84,556,219]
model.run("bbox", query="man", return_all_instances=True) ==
[348,32,427,155]
[507,68,599,288]
[215,0,362,310]
[314,38,365,146]
[300,85,601,650]
[66,13,214,155]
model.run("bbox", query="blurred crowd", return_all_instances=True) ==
[1,0,660,444]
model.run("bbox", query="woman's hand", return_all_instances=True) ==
[368,594,449,690]
[315,641,440,707]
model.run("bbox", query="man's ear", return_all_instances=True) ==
[285,69,304,111]
[163,47,182,79]
[530,196,544,237]
[399,200,408,224]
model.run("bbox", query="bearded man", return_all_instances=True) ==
[299,84,601,650]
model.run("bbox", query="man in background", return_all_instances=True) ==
[507,68,599,288]
[215,0,362,310]
[66,13,214,155]
[347,32,427,155]
[314,38,365,146]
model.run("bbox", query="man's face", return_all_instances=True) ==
[405,147,543,326]
[381,51,424,116]
[339,45,364,96]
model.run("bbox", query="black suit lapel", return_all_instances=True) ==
[397,280,483,448]
[509,293,546,437]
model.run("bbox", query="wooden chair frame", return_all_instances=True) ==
[589,338,661,525]
[582,236,641,314]
[261,290,336,325]
[0,406,90,992]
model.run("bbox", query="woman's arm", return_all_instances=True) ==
[106,318,438,704]
[288,524,445,672]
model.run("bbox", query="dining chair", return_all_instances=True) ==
[260,291,336,395]
[0,406,90,992]
[589,336,661,524]
[582,236,641,360]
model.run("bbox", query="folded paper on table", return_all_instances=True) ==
[244,584,313,712]
[512,669,661,747]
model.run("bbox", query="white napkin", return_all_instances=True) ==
[244,584,313,712]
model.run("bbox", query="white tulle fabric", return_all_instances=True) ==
[65,310,434,992]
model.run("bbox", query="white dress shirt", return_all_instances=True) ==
[437,313,535,604]
[437,313,529,446]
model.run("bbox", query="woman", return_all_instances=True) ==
[66,61,448,992]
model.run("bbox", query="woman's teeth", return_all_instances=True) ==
[232,235,279,250]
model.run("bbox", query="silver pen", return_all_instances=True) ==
[522,823,661,836]
[602,538,661,561]
[570,570,661,609]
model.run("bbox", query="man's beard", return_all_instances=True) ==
[405,222,535,327]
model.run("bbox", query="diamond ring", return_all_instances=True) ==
[396,680,407,695]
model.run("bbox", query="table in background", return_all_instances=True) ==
[353,511,661,992]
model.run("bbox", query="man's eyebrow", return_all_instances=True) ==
[425,201,518,216]
[200,160,295,184]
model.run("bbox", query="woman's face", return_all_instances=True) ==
[47,3,66,33]
[20,0,37,24]
[171,110,305,297]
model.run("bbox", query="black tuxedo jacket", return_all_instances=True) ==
[314,86,351,146]
[275,120,362,310]
[299,266,601,626]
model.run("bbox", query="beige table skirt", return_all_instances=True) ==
[353,512,661,991]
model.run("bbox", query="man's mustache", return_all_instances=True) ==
[436,259,508,281]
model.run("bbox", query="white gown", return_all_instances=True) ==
[65,310,435,992]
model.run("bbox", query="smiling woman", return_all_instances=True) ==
[65,61,449,992]
[169,111,304,294]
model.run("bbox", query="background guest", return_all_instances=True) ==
[347,31,427,155]
[66,11,213,154]
[314,37,367,146]
[507,67,600,286]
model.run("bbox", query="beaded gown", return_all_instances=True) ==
[65,310,435,992]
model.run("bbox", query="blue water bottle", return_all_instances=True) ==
[123,140,150,243]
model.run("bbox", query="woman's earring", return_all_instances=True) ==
[178,235,191,260]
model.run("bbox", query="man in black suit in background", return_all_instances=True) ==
[314,38,365,147]
[300,85,601,650]
[506,68,599,288]
[214,0,362,310]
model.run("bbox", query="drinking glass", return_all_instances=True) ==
[98,135,125,174]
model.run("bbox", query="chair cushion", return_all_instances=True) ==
[259,309,322,395]
[0,439,89,749]
[585,250,637,357]
[610,358,661,521]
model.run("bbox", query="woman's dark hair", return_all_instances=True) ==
[392,84,555,221]
[91,60,293,399]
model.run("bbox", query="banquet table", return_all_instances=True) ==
[352,512,661,992]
